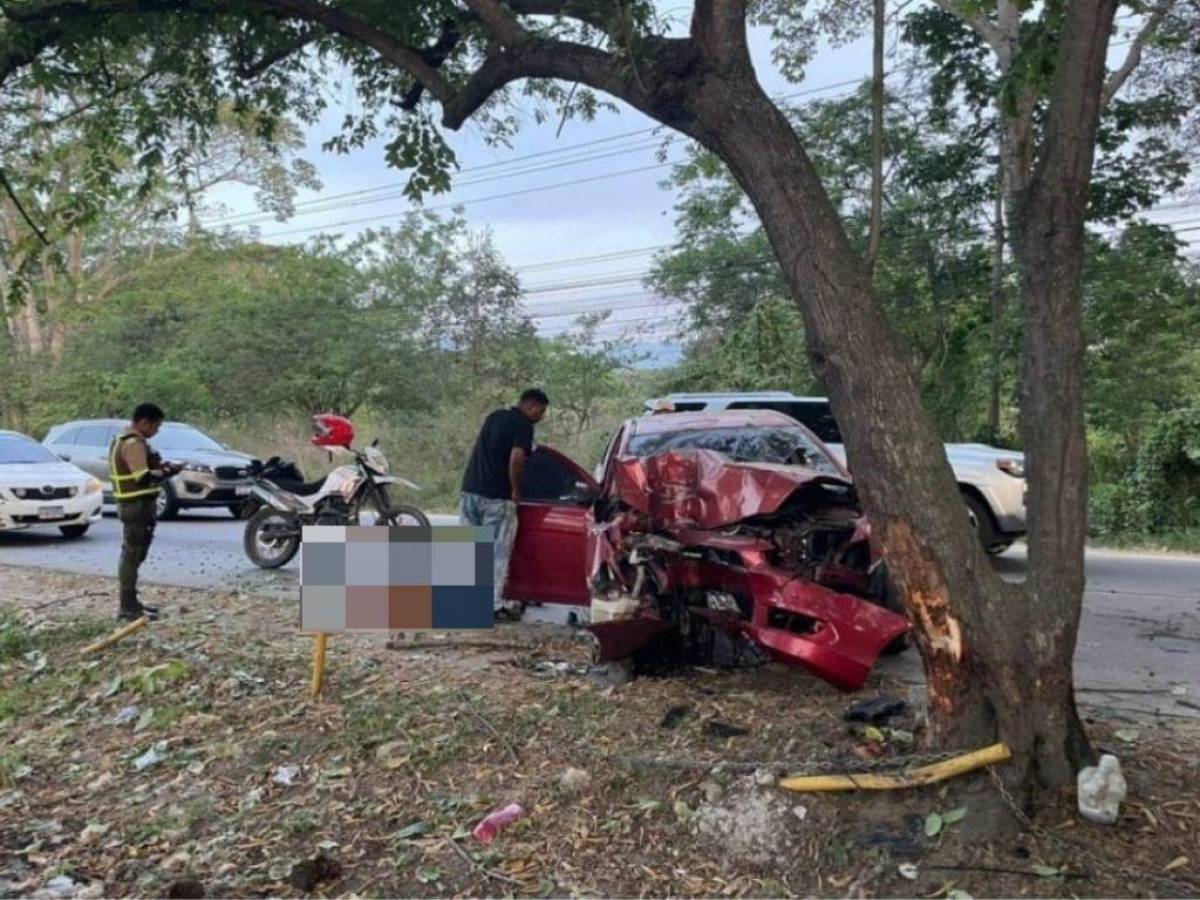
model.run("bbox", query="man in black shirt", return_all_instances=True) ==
[460,388,549,619]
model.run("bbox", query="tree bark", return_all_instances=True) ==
[865,0,884,275]
[987,161,1005,442]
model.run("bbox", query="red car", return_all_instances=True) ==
[502,410,909,691]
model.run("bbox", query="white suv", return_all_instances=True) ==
[644,392,1026,554]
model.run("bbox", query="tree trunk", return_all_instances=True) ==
[865,0,884,275]
[1002,0,1120,785]
[987,165,1005,442]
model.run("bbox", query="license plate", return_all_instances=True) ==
[235,486,251,496]
[38,506,64,520]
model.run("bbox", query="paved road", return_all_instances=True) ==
[2,509,1197,718]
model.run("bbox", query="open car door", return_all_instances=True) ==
[503,446,598,607]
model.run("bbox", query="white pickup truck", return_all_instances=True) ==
[643,392,1027,555]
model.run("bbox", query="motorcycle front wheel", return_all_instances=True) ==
[377,504,431,528]
[244,507,302,569]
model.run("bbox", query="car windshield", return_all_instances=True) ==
[0,434,60,464]
[626,426,838,473]
[151,425,224,452]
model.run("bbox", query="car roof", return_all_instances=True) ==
[47,419,199,429]
[656,392,831,403]
[0,429,37,439]
[627,408,802,436]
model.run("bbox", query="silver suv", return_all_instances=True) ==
[43,419,258,520]
[644,392,1026,554]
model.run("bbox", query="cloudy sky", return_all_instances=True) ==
[196,8,1195,350]
[197,17,875,348]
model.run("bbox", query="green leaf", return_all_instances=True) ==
[1031,865,1061,878]
[396,820,432,840]
[104,676,123,697]
[942,805,968,825]
[924,812,943,837]
[134,708,155,733]
[416,866,440,884]
[636,798,662,813]
[1114,727,1140,743]
[863,725,886,743]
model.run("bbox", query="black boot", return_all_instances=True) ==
[117,602,160,622]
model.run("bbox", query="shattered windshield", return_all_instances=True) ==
[626,426,838,473]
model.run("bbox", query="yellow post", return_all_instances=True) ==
[780,742,1012,793]
[311,632,328,698]
[80,616,149,656]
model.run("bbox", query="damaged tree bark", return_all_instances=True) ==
[0,0,1123,801]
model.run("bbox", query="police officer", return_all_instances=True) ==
[108,403,181,621]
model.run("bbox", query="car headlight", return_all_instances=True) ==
[996,459,1025,479]
[84,478,103,494]
[182,463,213,474]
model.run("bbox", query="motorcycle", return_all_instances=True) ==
[242,439,430,569]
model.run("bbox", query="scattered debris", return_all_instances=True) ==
[659,704,691,729]
[703,720,750,739]
[112,705,140,725]
[273,764,301,785]
[473,803,525,844]
[1078,754,1127,824]
[899,862,919,880]
[845,696,908,724]
[132,741,169,771]
[693,774,800,865]
[558,766,591,795]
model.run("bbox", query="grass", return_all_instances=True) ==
[1089,530,1200,554]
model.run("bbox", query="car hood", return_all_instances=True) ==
[0,461,92,486]
[610,449,853,530]
[152,448,256,468]
[823,442,1024,466]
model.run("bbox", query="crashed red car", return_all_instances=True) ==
[503,410,909,690]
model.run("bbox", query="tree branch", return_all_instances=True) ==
[690,0,750,66]
[462,0,530,47]
[1101,0,1173,106]
[505,0,610,31]
[0,168,51,247]
[928,0,1004,53]
[234,27,316,79]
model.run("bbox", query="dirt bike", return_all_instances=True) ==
[242,441,429,569]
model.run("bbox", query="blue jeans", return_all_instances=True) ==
[459,492,518,610]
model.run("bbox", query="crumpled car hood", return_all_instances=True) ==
[610,449,853,530]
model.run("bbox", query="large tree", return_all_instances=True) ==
[0,0,1134,801]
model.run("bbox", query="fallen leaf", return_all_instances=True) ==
[396,821,432,840]
[1031,865,1060,877]
[924,812,943,837]
[863,725,886,743]
[1114,727,1140,743]
[942,806,967,825]
[416,866,440,884]
[1165,856,1189,872]
[947,890,973,900]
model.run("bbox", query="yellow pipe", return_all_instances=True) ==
[80,616,149,655]
[780,742,1012,792]
[311,632,328,698]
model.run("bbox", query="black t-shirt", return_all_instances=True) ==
[461,408,535,500]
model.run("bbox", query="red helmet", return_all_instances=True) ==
[311,413,354,448]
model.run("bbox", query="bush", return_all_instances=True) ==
[1088,482,1131,536]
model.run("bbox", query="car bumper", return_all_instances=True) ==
[170,471,255,507]
[973,476,1027,535]
[0,492,103,531]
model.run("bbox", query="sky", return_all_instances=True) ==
[197,15,875,350]
[194,7,1197,353]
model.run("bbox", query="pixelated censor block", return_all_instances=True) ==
[299,526,494,631]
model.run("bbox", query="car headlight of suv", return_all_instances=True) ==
[996,458,1025,479]
[84,478,103,494]
[181,463,213,474]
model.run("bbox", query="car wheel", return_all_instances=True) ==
[156,481,180,520]
[962,491,1000,550]
[59,524,89,539]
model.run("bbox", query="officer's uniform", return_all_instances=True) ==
[108,429,167,618]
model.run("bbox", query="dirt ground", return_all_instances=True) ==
[1,565,1198,899]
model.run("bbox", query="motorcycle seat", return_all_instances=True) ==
[272,477,327,497]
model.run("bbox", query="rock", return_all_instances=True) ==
[289,853,342,892]
[753,768,775,787]
[792,804,808,821]
[165,878,206,899]
[558,767,591,794]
